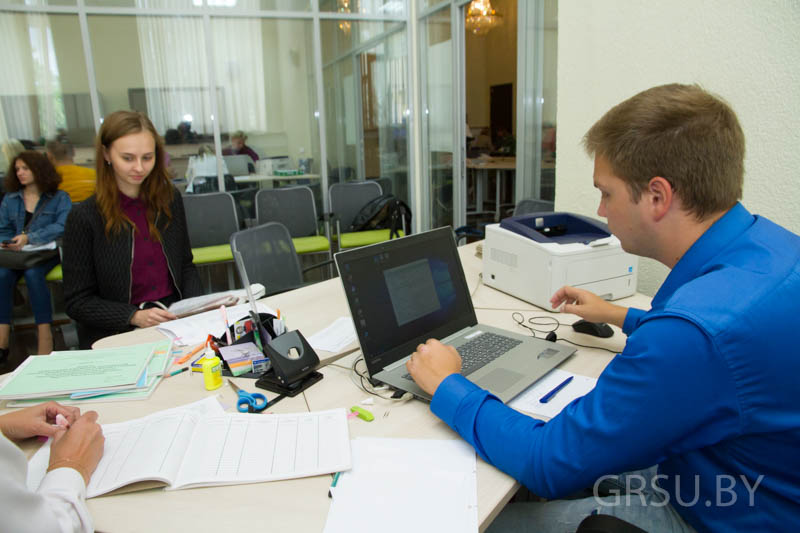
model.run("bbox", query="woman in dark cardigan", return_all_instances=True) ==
[63,111,202,348]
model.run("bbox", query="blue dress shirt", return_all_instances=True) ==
[431,203,800,532]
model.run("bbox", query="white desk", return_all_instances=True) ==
[2,241,650,532]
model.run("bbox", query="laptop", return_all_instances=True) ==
[334,226,576,402]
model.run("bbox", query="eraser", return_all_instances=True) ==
[349,406,374,422]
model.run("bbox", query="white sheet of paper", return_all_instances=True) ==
[508,368,597,419]
[157,302,275,346]
[307,317,356,353]
[323,438,478,533]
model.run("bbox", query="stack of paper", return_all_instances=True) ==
[166,284,266,318]
[324,438,478,533]
[1,340,173,406]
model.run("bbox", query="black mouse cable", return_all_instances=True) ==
[511,312,621,355]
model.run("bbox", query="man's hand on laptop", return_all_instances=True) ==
[406,339,462,396]
[549,285,628,328]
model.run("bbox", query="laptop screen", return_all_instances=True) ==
[335,227,478,377]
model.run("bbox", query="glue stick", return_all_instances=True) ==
[202,352,223,391]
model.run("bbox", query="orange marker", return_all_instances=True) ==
[175,343,205,365]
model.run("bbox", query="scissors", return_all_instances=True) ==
[228,380,268,413]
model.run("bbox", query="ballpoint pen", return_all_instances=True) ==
[539,376,573,403]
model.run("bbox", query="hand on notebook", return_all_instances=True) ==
[0,401,80,441]
[48,410,105,485]
[406,339,462,396]
[131,307,178,328]
[549,285,628,328]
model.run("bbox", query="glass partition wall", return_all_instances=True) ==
[321,19,410,205]
[0,0,557,235]
[0,1,407,216]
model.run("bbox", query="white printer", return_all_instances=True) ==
[482,212,638,310]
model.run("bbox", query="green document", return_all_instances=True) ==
[0,341,167,399]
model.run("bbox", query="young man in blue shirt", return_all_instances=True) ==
[406,84,800,532]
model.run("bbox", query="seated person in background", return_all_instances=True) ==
[63,110,202,349]
[222,130,259,163]
[406,84,800,532]
[0,151,72,360]
[0,402,104,533]
[45,140,96,203]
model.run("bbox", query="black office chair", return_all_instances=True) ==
[513,198,556,216]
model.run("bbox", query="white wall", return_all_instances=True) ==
[556,0,800,296]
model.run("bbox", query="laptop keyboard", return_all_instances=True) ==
[403,332,522,379]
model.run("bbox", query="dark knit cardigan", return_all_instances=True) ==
[63,189,202,348]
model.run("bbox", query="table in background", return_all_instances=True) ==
[2,241,650,532]
[234,173,321,190]
[467,157,516,222]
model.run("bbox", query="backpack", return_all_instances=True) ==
[349,194,412,239]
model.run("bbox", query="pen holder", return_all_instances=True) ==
[212,312,280,378]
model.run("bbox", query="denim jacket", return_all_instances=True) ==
[0,189,72,244]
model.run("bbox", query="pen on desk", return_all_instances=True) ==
[539,376,573,403]
[166,367,189,378]
[220,305,233,345]
[328,471,341,498]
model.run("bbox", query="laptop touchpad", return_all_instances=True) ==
[476,368,524,392]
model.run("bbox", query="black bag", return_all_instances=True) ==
[0,195,59,270]
[0,247,58,270]
[349,194,412,239]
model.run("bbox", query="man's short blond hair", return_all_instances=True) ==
[584,84,745,220]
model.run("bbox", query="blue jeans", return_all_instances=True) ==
[0,256,60,325]
[486,467,697,533]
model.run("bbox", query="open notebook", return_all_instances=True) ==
[27,399,351,497]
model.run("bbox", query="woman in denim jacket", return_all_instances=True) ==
[0,151,71,362]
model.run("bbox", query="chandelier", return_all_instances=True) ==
[338,0,351,35]
[465,0,503,36]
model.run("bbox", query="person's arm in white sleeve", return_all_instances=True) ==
[0,403,104,533]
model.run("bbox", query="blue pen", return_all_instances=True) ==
[539,376,573,403]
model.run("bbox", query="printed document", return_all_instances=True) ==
[27,401,351,498]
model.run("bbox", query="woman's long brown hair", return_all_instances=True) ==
[95,110,173,240]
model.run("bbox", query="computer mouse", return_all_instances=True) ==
[571,319,614,338]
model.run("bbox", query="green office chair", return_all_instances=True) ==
[181,192,239,290]
[254,186,331,277]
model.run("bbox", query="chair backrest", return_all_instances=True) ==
[181,192,240,248]
[513,198,555,216]
[329,181,383,230]
[230,222,303,296]
[255,186,319,237]
[223,154,252,176]
[374,177,392,195]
